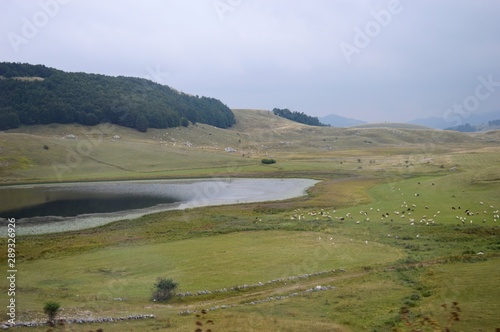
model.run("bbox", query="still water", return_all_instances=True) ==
[0,178,318,235]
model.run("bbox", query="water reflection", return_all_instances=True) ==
[0,183,183,219]
[2,196,177,219]
[0,178,318,235]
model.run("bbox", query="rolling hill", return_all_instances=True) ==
[349,122,431,130]
[1,108,500,331]
[1,108,498,184]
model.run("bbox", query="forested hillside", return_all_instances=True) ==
[444,119,500,132]
[0,62,235,131]
[272,108,327,126]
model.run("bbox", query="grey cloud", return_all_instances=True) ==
[1,0,499,123]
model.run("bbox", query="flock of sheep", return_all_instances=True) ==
[288,183,498,240]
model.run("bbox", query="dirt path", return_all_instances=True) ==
[175,270,369,312]
[173,254,500,312]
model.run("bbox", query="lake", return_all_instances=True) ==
[0,178,318,235]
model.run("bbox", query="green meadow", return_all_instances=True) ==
[1,109,499,331]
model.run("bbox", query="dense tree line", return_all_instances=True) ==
[0,62,235,132]
[444,123,476,132]
[445,119,500,132]
[272,108,327,126]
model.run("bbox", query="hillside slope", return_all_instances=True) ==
[2,109,498,184]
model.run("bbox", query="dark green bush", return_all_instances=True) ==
[152,277,178,302]
[261,158,276,164]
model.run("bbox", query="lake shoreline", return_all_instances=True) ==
[0,178,319,235]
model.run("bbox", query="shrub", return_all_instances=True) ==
[43,301,60,325]
[261,158,276,164]
[180,117,189,127]
[152,277,178,302]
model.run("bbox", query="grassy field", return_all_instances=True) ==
[1,109,500,331]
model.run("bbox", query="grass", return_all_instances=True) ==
[0,109,492,184]
[402,260,500,331]
[13,231,403,312]
[1,109,500,331]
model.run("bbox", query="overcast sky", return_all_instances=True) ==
[1,0,500,123]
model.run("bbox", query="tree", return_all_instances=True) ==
[444,123,476,132]
[272,107,326,126]
[0,62,237,131]
[0,107,20,130]
[152,277,178,302]
[43,301,61,325]
[135,113,149,132]
[180,117,189,127]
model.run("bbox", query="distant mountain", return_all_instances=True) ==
[409,109,500,129]
[408,117,450,129]
[444,119,500,132]
[0,62,235,132]
[319,114,366,127]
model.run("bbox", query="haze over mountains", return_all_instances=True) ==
[319,114,366,127]
[409,109,500,130]
[320,109,500,130]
